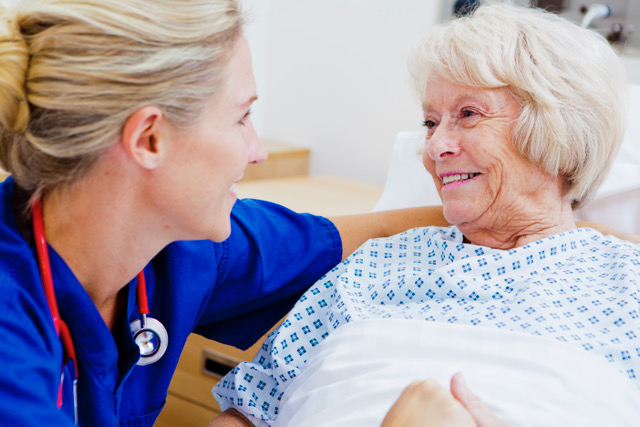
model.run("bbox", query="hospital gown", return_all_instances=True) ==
[214,226,640,422]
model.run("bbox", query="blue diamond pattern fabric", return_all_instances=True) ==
[213,226,640,423]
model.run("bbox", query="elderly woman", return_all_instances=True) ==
[215,3,640,426]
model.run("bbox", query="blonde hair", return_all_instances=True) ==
[0,0,243,198]
[409,2,627,208]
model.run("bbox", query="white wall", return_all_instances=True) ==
[622,55,640,85]
[242,0,271,138]
[245,0,441,185]
[246,1,640,186]
[6,0,638,186]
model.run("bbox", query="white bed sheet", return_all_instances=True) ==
[273,319,640,427]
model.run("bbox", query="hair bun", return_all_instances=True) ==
[0,5,29,135]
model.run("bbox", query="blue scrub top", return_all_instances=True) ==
[0,177,342,426]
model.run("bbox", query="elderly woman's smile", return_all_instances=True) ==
[421,74,573,248]
[440,172,481,186]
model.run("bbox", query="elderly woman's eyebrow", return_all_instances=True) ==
[452,92,491,107]
[422,93,488,112]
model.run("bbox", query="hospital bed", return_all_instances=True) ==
[212,83,640,426]
[160,84,640,426]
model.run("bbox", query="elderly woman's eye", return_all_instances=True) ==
[422,119,437,129]
[461,109,477,118]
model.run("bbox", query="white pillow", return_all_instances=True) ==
[573,84,640,233]
[375,84,640,234]
[372,130,435,212]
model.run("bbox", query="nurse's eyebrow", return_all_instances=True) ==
[239,95,258,108]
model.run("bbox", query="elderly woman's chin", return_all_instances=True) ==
[441,202,481,230]
[431,190,465,227]
[435,185,489,229]
[441,204,467,226]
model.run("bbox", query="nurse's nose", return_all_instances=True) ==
[246,120,268,165]
[425,124,461,161]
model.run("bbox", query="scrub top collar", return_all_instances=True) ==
[45,244,142,391]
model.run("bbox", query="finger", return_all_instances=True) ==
[450,373,507,427]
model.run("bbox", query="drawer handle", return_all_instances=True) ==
[201,349,239,379]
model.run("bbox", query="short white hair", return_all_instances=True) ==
[409,2,627,208]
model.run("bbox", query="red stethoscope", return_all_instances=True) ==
[31,198,168,424]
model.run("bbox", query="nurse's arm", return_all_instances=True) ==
[329,207,640,261]
[329,206,448,261]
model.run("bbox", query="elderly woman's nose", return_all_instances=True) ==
[426,127,461,161]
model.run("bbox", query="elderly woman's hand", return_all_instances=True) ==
[381,373,507,427]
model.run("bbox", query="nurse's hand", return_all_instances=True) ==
[206,408,254,426]
[381,373,507,427]
[450,373,508,427]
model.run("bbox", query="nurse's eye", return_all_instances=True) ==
[240,109,252,126]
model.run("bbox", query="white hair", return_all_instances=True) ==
[409,2,627,208]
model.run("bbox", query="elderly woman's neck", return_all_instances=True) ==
[459,201,576,249]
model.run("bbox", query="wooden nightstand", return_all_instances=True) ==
[242,142,310,181]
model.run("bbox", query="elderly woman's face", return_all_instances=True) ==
[422,74,558,229]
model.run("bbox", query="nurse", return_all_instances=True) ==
[0,0,447,425]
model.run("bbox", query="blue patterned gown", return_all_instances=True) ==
[214,226,640,422]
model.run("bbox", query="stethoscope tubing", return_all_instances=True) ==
[32,198,79,423]
[31,197,168,423]
[136,271,149,315]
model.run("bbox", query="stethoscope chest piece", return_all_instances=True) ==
[130,314,169,366]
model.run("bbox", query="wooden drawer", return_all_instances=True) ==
[155,328,281,426]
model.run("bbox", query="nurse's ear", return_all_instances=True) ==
[121,106,168,170]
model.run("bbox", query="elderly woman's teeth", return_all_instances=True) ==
[442,173,480,185]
